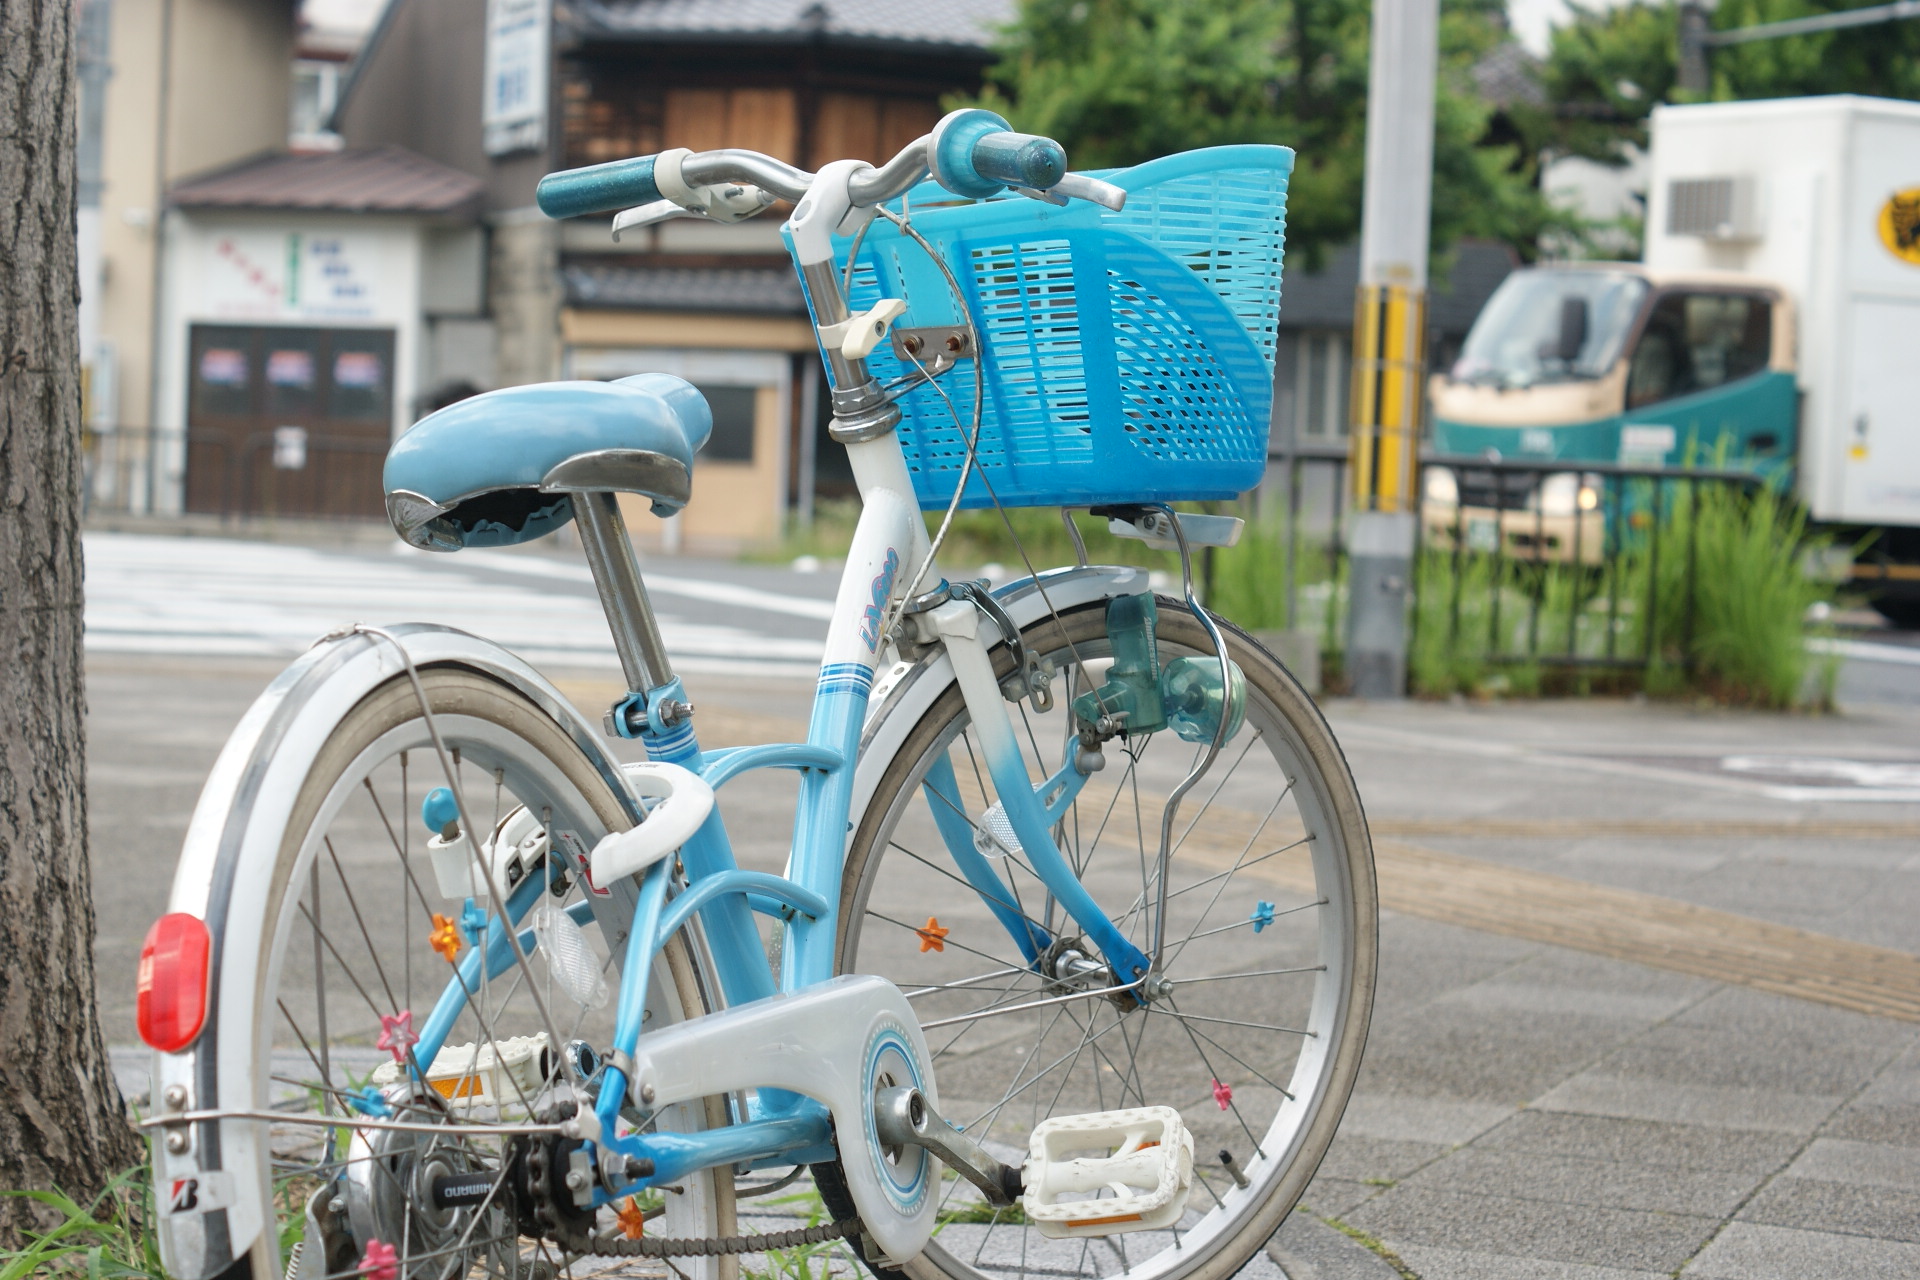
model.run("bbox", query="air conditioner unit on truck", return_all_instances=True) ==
[1425,94,1920,627]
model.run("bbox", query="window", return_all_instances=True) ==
[192,330,254,418]
[697,385,758,462]
[264,335,319,417]
[1626,292,1771,409]
[328,338,391,421]
[1451,269,1648,389]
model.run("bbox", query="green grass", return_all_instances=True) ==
[0,1167,168,1279]
[1646,483,1837,709]
[741,1188,852,1280]
[1409,484,1835,707]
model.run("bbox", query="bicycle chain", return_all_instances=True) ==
[521,1103,865,1259]
[548,1213,863,1259]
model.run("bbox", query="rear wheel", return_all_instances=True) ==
[220,667,735,1279]
[840,599,1376,1280]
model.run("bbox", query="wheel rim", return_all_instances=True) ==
[251,671,731,1279]
[841,608,1373,1280]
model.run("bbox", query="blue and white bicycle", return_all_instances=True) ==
[140,111,1377,1280]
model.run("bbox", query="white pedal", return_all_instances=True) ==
[1021,1106,1195,1238]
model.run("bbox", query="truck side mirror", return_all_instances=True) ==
[1554,296,1589,362]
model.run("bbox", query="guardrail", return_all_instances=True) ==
[1264,442,1771,690]
[1418,454,1769,677]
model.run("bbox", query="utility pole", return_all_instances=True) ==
[1345,0,1438,698]
[1677,0,1712,93]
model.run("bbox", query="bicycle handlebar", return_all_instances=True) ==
[535,110,1080,221]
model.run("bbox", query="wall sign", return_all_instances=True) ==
[483,0,550,157]
[197,230,401,322]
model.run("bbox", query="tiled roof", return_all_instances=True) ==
[170,146,484,216]
[1472,41,1547,110]
[571,0,1013,51]
[564,263,809,313]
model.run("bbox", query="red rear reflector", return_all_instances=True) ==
[137,913,211,1053]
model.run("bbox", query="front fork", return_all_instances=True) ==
[918,596,1154,992]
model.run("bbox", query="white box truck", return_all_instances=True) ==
[1425,95,1920,624]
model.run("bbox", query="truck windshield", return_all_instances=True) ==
[1450,270,1648,388]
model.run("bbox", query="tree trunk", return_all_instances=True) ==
[0,0,142,1240]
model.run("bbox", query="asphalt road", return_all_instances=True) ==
[85,529,1920,1279]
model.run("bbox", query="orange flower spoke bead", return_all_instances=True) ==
[615,1197,649,1240]
[429,912,462,963]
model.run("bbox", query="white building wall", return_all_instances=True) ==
[155,211,425,513]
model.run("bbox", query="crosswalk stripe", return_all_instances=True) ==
[83,533,825,676]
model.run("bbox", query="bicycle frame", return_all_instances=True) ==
[399,159,1158,1217]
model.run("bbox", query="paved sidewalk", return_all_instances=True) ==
[1285,698,1920,1279]
[91,654,1920,1278]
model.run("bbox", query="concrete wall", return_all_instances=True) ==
[333,0,546,212]
[490,211,561,386]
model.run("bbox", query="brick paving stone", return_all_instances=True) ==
[1686,1222,1920,1279]
[1343,1185,1714,1274]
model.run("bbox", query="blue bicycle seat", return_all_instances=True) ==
[383,373,712,551]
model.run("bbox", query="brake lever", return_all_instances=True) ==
[1052,172,1127,211]
[611,200,689,241]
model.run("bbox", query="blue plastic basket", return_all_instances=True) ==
[811,144,1292,511]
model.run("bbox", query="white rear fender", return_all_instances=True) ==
[151,625,640,1280]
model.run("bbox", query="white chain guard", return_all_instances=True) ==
[626,974,939,1265]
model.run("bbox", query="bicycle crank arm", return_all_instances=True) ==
[873,1086,1022,1206]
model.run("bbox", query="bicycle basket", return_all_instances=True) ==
[806,144,1292,511]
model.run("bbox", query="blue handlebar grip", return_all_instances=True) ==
[929,108,1070,200]
[970,132,1068,193]
[536,155,662,220]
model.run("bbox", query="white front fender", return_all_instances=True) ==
[848,564,1144,838]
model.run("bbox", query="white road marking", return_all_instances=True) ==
[456,548,838,620]
[1809,637,1920,668]
[1337,721,1920,804]
[84,533,824,677]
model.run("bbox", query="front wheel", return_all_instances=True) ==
[841,598,1376,1280]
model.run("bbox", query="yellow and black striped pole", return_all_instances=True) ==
[1348,281,1427,515]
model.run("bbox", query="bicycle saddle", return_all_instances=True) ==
[383,372,712,551]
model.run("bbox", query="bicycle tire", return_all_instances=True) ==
[193,667,736,1280]
[838,597,1376,1280]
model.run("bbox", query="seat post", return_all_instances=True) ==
[572,490,674,693]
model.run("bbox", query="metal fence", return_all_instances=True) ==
[82,424,388,521]
[1265,442,1770,688]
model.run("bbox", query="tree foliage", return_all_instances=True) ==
[971,0,1571,268]
[1539,0,1920,164]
